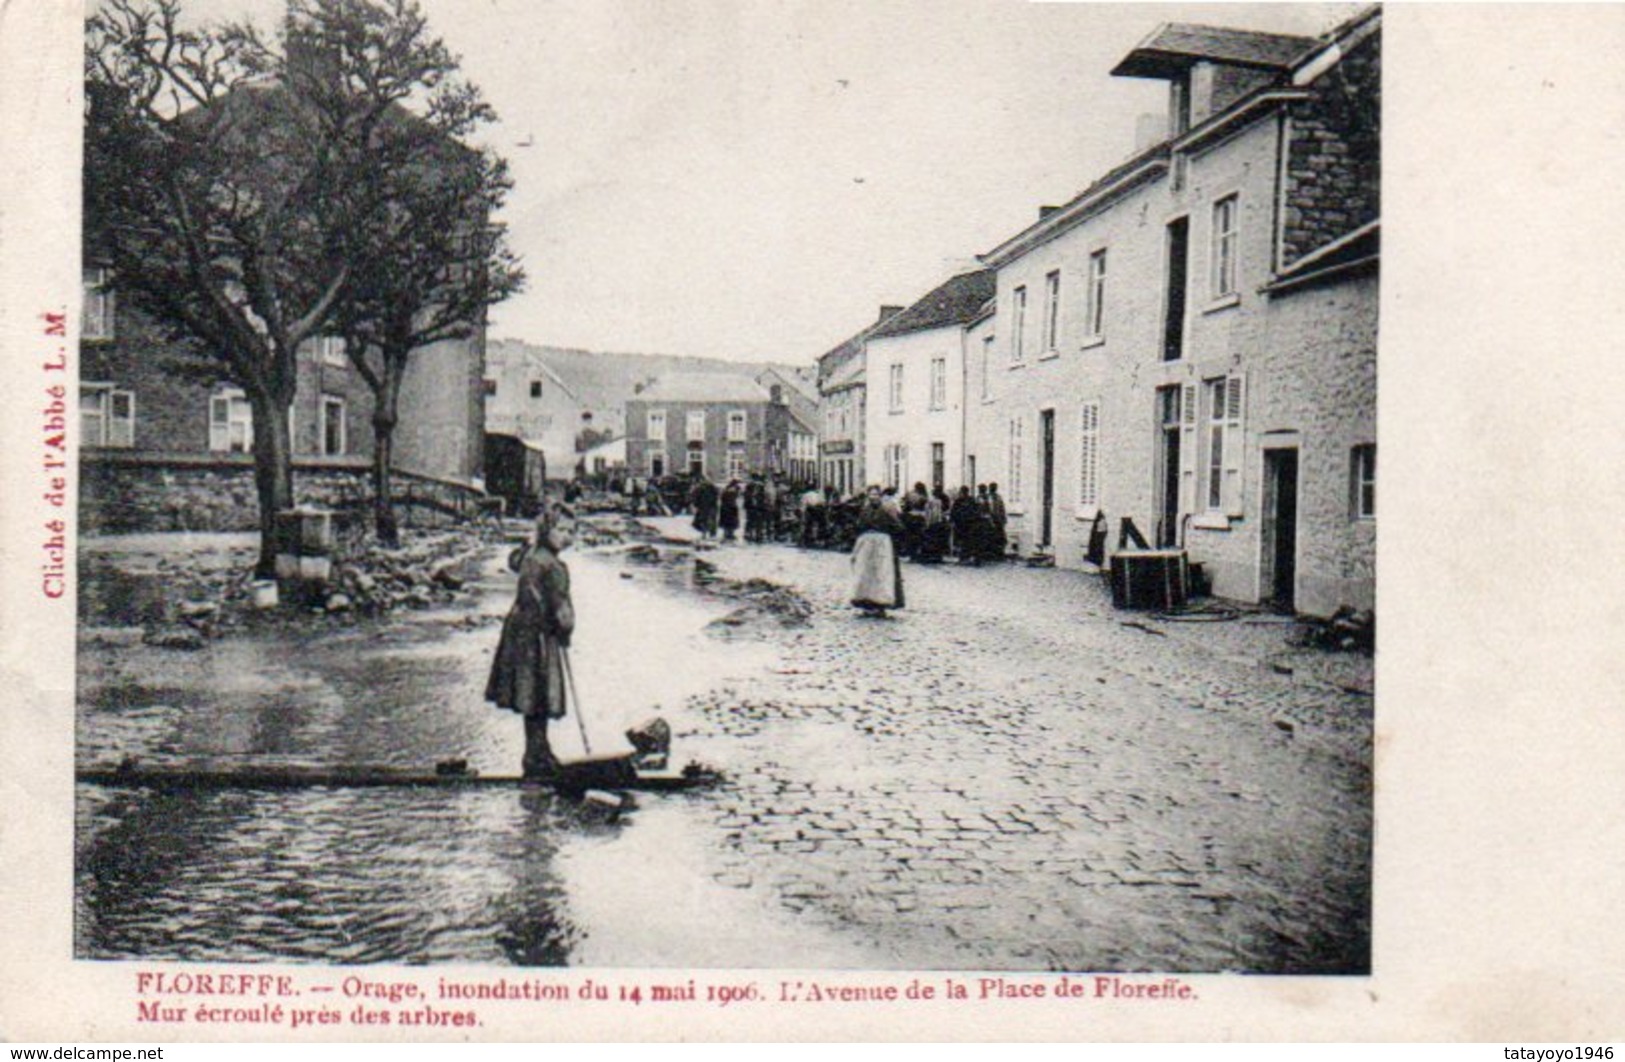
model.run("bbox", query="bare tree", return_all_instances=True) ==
[85,0,514,568]
[285,0,523,547]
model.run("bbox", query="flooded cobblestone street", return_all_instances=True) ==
[76,522,1370,972]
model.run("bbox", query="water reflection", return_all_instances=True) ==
[75,547,783,965]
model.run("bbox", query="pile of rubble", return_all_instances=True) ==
[706,575,815,630]
[83,524,506,649]
[1291,606,1376,654]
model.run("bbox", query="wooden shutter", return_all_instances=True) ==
[1078,401,1100,510]
[1178,382,1198,517]
[1221,373,1246,515]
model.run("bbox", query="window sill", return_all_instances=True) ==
[888,408,904,415]
[1202,293,1241,315]
[1038,350,1060,361]
[1008,361,1027,371]
[1079,336,1105,351]
[1190,512,1233,531]
[1074,510,1102,521]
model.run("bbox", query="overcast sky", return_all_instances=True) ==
[188,1,1360,363]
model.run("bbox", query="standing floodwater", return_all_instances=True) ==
[75,541,866,966]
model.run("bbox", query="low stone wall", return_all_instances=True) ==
[80,451,488,535]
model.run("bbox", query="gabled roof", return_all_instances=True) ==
[635,373,771,404]
[978,143,1171,267]
[1112,23,1319,79]
[868,269,998,341]
[817,307,905,381]
[757,365,819,404]
[825,355,866,392]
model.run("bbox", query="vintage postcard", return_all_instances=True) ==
[2,0,1622,1044]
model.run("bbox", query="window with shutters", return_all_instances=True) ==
[1007,416,1025,504]
[727,409,747,442]
[929,357,947,410]
[82,268,115,341]
[884,443,908,490]
[727,450,747,480]
[647,409,666,440]
[889,363,904,413]
[81,383,135,448]
[1077,401,1100,511]
[1085,250,1107,341]
[1201,374,1245,515]
[1211,194,1239,300]
[1042,271,1061,354]
[1351,444,1376,519]
[209,389,253,452]
[1011,286,1027,363]
[686,410,706,441]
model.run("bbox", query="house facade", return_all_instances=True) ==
[971,9,1379,616]
[78,273,488,531]
[863,269,996,494]
[813,305,899,496]
[625,374,814,484]
[483,343,586,474]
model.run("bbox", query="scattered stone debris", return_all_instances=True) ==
[626,716,672,773]
[81,522,507,643]
[143,626,206,651]
[1291,606,1375,654]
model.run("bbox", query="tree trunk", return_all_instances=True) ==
[371,354,405,548]
[372,423,398,548]
[249,388,295,579]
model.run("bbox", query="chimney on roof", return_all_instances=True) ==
[878,305,903,323]
[1134,112,1169,151]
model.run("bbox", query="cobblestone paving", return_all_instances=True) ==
[647,522,1372,973]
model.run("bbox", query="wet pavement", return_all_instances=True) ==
[76,521,1371,972]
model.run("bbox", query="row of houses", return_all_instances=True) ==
[810,9,1380,617]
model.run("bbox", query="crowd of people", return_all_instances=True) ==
[588,470,1014,562]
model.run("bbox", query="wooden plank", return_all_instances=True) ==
[75,763,720,793]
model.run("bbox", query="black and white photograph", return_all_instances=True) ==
[7,0,1624,1045]
[68,0,1378,978]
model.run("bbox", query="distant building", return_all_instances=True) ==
[863,269,998,494]
[626,374,815,484]
[971,8,1379,615]
[483,344,586,475]
[813,305,901,495]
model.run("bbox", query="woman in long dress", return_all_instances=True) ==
[850,489,905,617]
[485,503,576,780]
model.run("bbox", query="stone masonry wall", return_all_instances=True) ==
[1281,30,1380,267]
[79,454,486,535]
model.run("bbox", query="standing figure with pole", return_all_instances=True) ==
[486,502,577,781]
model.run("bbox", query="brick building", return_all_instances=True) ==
[625,374,816,484]
[969,8,1379,616]
[79,266,487,531]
